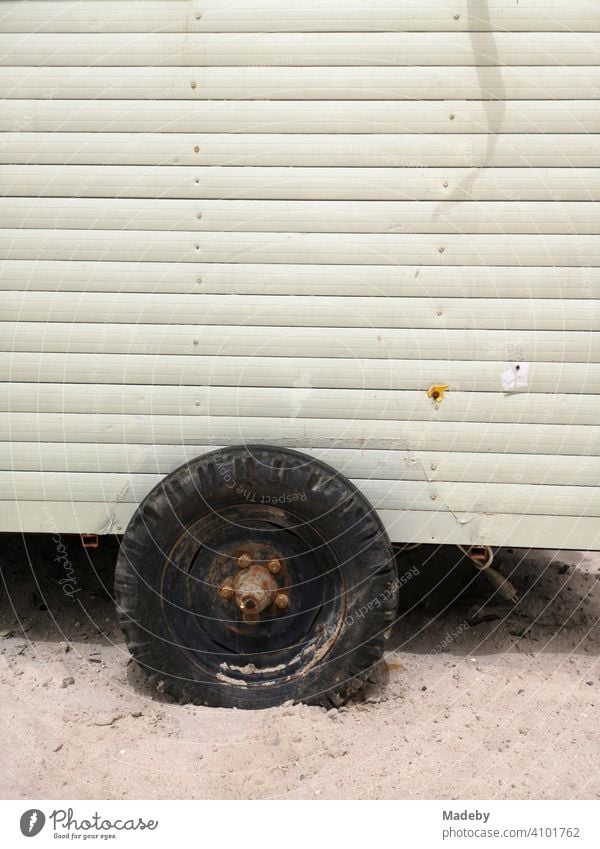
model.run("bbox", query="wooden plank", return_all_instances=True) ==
[2,133,599,167]
[3,350,599,393]
[2,292,599,331]
[380,511,600,548]
[2,99,597,133]
[4,66,600,100]
[1,1,598,34]
[3,442,598,487]
[1,261,600,299]
[6,198,600,233]
[4,326,592,361]
[1,500,597,547]
[2,230,600,265]
[7,165,600,202]
[2,33,600,66]
[0,500,133,534]
[2,412,599,456]
[3,383,598,425]
[3,471,599,517]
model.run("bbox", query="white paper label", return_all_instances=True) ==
[501,362,529,392]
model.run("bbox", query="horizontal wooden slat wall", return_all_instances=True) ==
[3,443,599,487]
[3,231,600,265]
[1,1,599,544]
[0,2,597,34]
[3,293,600,330]
[4,351,600,393]
[3,413,600,456]
[0,326,600,360]
[2,67,600,100]
[1,134,599,166]
[4,383,600,424]
[2,33,600,66]
[6,199,600,232]
[1,100,598,132]
[5,168,600,200]
[2,501,597,548]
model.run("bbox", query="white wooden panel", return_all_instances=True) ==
[4,66,600,101]
[3,351,598,394]
[2,230,600,265]
[3,442,598,488]
[2,3,599,546]
[2,33,600,66]
[7,165,600,202]
[3,472,598,518]
[380,511,600,548]
[1,1,597,33]
[1,261,599,299]
[3,383,598,426]
[4,327,594,361]
[2,100,596,133]
[3,292,598,331]
[0,500,596,548]
[2,133,599,167]
[5,198,600,234]
[0,500,133,534]
[3,413,599,456]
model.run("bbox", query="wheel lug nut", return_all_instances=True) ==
[237,553,253,569]
[219,583,234,601]
[267,559,282,574]
[274,593,289,610]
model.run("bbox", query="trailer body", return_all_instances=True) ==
[2,1,599,550]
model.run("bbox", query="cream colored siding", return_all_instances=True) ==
[4,385,600,425]
[0,1,597,33]
[7,199,600,233]
[4,67,600,100]
[2,135,600,167]
[1,0,599,547]
[4,413,600,459]
[0,262,598,298]
[4,444,600,488]
[3,231,600,265]
[1,100,598,132]
[2,33,600,66]
[2,501,594,549]
[4,353,600,395]
[4,293,600,328]
[5,167,600,201]
[4,329,597,361]
[4,474,600,519]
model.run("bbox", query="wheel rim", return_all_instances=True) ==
[160,504,347,688]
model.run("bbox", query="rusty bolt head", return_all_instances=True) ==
[237,553,253,569]
[275,593,289,610]
[219,583,234,601]
[267,559,282,574]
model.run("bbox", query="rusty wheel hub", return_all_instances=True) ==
[219,549,289,621]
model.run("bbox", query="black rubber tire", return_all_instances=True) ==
[115,445,398,709]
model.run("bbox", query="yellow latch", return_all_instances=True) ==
[427,384,449,407]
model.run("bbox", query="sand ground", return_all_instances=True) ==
[1,535,598,800]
